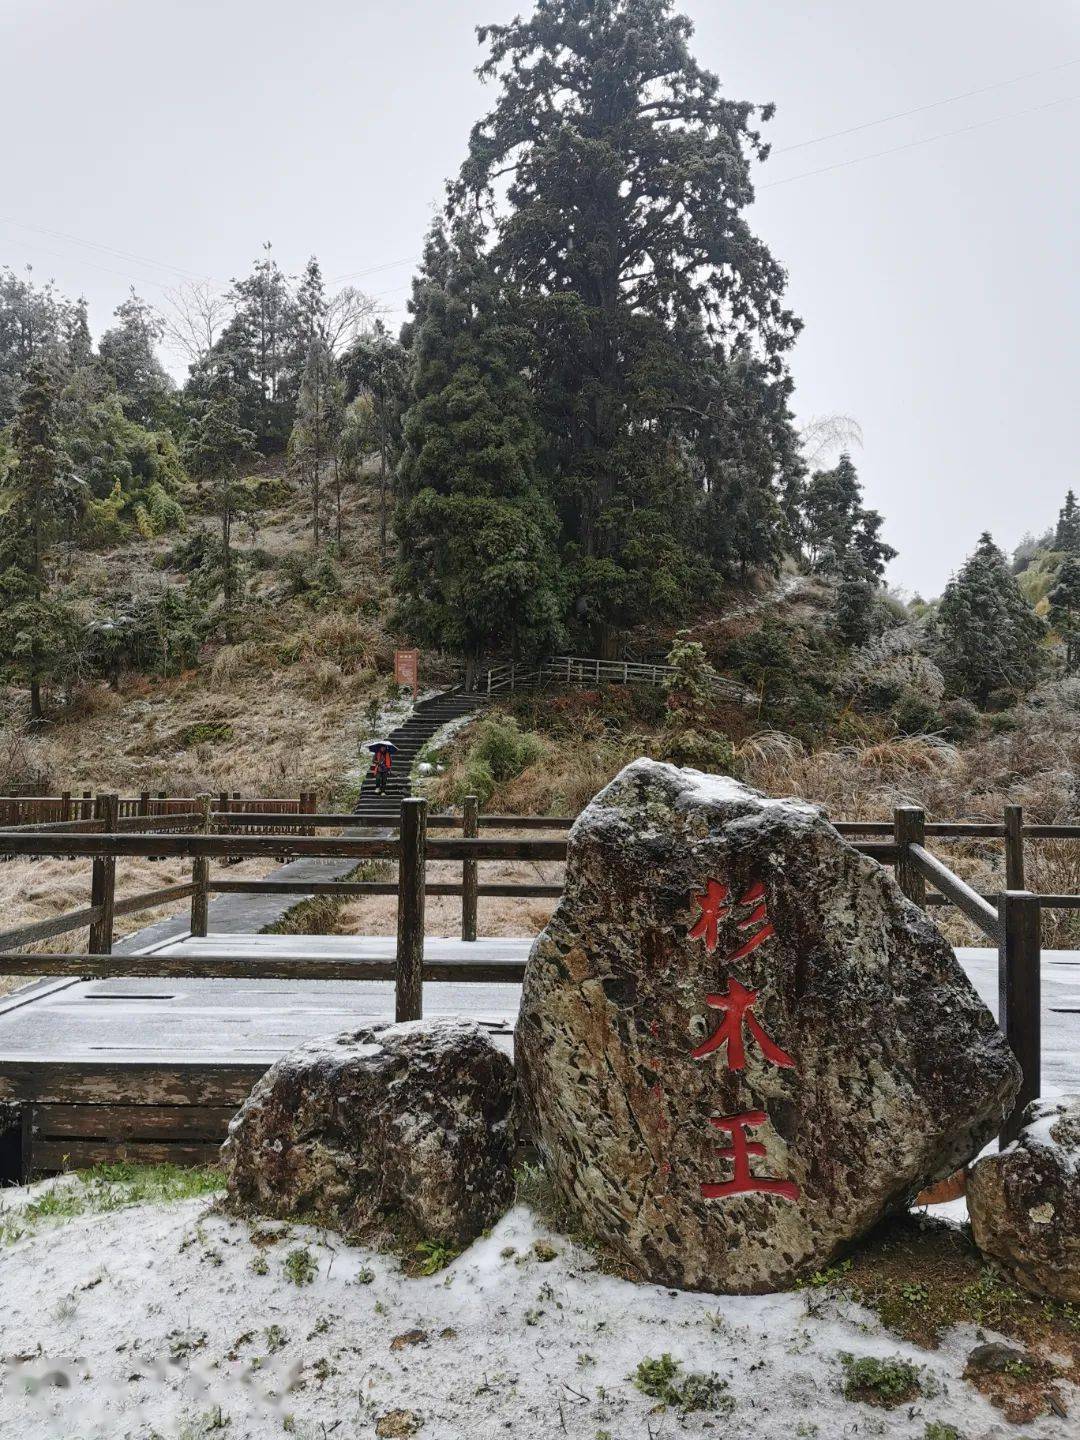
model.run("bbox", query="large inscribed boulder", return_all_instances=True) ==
[516,760,1020,1293]
[222,1018,515,1246]
[968,1094,1080,1302]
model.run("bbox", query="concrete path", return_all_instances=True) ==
[3,945,1076,1094]
[115,851,372,954]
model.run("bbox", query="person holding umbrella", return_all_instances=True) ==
[366,740,397,796]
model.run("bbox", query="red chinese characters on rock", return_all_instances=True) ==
[688,877,800,1204]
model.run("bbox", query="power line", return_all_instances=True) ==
[773,56,1080,153]
[326,254,421,285]
[0,231,178,293]
[2,60,1077,300]
[0,216,222,286]
[762,91,1080,190]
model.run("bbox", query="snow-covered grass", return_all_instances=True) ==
[1,1170,1073,1439]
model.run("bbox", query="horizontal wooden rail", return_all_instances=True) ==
[0,906,105,950]
[209,879,564,899]
[0,811,202,838]
[215,811,577,831]
[0,951,528,984]
[426,838,567,861]
[906,844,999,939]
[111,883,197,919]
[0,833,401,861]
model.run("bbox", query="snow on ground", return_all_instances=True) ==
[0,1182,1067,1440]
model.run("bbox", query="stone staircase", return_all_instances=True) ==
[352,690,487,827]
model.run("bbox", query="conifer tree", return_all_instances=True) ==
[1049,553,1080,671]
[453,0,801,645]
[936,532,1045,704]
[289,339,341,548]
[97,289,172,426]
[0,362,81,719]
[1055,489,1080,554]
[182,382,258,608]
[395,220,563,687]
[342,322,408,563]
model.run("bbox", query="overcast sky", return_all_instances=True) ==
[1,0,1077,596]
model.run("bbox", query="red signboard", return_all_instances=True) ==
[394,649,419,695]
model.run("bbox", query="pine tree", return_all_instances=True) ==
[288,339,341,548]
[936,532,1045,704]
[395,220,563,687]
[209,244,298,448]
[0,362,81,720]
[1049,553,1080,670]
[453,0,801,645]
[97,289,172,426]
[1055,489,1080,554]
[182,382,258,608]
[342,322,408,564]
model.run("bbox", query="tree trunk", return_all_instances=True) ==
[29,679,42,724]
[222,507,233,608]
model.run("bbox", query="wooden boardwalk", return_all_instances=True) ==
[1,938,1077,1177]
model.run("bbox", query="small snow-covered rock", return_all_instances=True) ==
[516,759,1020,1294]
[968,1093,1080,1301]
[222,1018,515,1246]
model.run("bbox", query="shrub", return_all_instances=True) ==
[457,756,496,808]
[179,721,233,747]
[653,726,734,772]
[892,689,941,736]
[939,697,980,742]
[985,687,1019,713]
[280,550,343,603]
[469,715,545,783]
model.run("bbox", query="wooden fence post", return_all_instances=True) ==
[1004,804,1026,891]
[462,795,479,942]
[998,889,1041,1146]
[60,790,71,822]
[396,797,427,1022]
[190,795,212,938]
[893,806,926,906]
[88,794,118,955]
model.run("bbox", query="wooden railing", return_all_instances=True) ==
[0,796,1069,1141]
[483,654,752,704]
[0,791,314,830]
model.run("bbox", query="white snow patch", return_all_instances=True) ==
[0,1184,1066,1439]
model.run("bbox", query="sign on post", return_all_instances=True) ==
[394,648,419,697]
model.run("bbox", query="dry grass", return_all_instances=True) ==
[337,833,565,941]
[0,852,282,998]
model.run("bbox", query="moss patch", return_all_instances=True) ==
[823,1215,1078,1422]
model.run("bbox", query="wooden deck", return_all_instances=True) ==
[1,938,1077,1178]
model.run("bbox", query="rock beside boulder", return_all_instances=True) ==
[968,1094,1080,1302]
[516,759,1021,1294]
[222,1018,515,1246]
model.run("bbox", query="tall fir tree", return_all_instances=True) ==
[395,220,563,687]
[936,532,1045,705]
[453,0,801,647]
[97,289,173,426]
[1049,553,1080,671]
[182,380,258,609]
[0,362,81,719]
[1055,489,1080,554]
[342,322,408,563]
[288,338,341,549]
